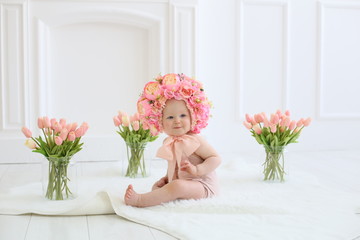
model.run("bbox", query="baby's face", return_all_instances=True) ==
[162,99,191,136]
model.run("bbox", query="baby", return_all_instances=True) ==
[124,73,221,207]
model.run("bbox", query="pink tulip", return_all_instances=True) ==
[67,131,76,141]
[245,114,253,124]
[150,125,158,136]
[37,117,44,129]
[280,117,290,127]
[24,139,37,149]
[132,121,140,131]
[118,111,124,120]
[70,122,78,131]
[279,117,285,127]
[43,116,51,128]
[21,127,32,138]
[129,115,135,123]
[55,136,63,146]
[75,126,85,138]
[270,124,277,133]
[285,117,291,127]
[263,116,270,128]
[270,114,279,125]
[59,118,67,128]
[113,116,121,126]
[243,121,252,130]
[303,117,312,127]
[122,114,130,127]
[289,120,296,131]
[133,112,140,121]
[276,109,282,117]
[53,122,62,133]
[254,114,264,123]
[81,122,89,134]
[50,118,57,129]
[66,123,72,132]
[130,113,140,122]
[285,110,290,116]
[296,118,304,127]
[60,128,68,141]
[115,115,122,126]
[253,124,262,135]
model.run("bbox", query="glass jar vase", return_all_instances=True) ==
[262,146,287,182]
[42,156,77,200]
[123,142,150,178]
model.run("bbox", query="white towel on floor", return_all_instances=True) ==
[1,159,359,240]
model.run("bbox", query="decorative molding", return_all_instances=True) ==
[318,0,360,9]
[38,7,163,29]
[35,19,51,117]
[0,1,27,133]
[169,0,197,76]
[33,8,163,115]
[236,0,289,120]
[317,1,360,119]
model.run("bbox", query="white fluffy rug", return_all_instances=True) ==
[1,156,360,240]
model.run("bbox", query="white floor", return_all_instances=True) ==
[0,162,177,240]
[1,150,360,240]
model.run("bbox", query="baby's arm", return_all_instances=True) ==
[180,135,221,176]
[152,137,170,190]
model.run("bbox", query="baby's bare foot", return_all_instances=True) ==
[124,184,141,207]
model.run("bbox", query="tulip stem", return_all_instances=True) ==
[125,143,147,178]
[45,157,73,200]
[263,148,286,182]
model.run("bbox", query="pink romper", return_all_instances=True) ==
[156,135,219,198]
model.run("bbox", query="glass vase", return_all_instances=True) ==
[42,156,77,200]
[123,142,150,178]
[262,146,286,182]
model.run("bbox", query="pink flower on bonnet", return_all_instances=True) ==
[137,73,212,136]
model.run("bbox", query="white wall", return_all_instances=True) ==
[197,0,360,154]
[1,0,360,163]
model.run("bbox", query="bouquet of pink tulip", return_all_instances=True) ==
[113,111,158,177]
[243,110,311,181]
[22,117,89,200]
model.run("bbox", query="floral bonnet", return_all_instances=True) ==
[137,73,211,135]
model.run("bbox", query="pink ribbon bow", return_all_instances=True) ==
[156,135,200,182]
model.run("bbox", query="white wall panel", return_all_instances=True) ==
[0,0,198,162]
[33,7,163,135]
[0,2,26,132]
[238,1,288,117]
[170,1,197,76]
[47,23,149,135]
[318,1,360,119]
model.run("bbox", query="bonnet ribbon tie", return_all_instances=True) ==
[156,135,200,182]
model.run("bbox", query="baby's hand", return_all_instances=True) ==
[180,160,198,176]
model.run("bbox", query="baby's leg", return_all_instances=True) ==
[124,179,206,207]
[151,177,168,191]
